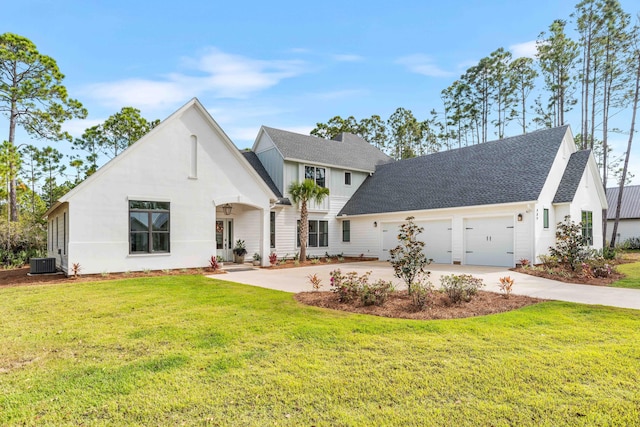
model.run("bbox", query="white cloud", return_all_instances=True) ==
[84,48,308,109]
[510,40,538,58]
[310,89,368,101]
[396,54,453,77]
[332,54,364,62]
[62,118,104,138]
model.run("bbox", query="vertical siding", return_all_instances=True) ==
[256,146,284,194]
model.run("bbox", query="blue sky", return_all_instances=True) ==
[3,0,639,184]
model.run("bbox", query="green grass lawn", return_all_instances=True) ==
[613,261,640,288]
[1,276,639,426]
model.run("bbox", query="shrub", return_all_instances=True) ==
[537,254,559,269]
[622,237,640,250]
[360,280,395,306]
[549,216,590,271]
[307,273,322,291]
[498,276,515,299]
[268,252,278,266]
[410,275,434,310]
[518,258,530,268]
[71,262,82,278]
[581,258,615,278]
[389,216,431,294]
[209,255,219,271]
[440,274,484,304]
[329,269,366,303]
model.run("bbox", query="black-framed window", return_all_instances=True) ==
[304,165,326,187]
[296,220,329,247]
[129,201,170,254]
[342,220,351,242]
[543,209,549,229]
[345,172,352,186]
[270,211,276,248]
[581,210,593,246]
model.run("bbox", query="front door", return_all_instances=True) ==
[216,219,234,261]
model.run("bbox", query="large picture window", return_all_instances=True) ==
[581,211,593,246]
[304,165,326,187]
[129,201,170,253]
[297,220,329,248]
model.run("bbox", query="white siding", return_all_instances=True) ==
[47,203,69,273]
[607,219,640,243]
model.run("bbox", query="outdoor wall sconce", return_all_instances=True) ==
[517,213,523,222]
[222,204,232,215]
[373,221,378,227]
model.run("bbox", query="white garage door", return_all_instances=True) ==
[464,217,514,267]
[382,220,452,264]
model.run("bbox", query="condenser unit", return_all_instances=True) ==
[30,257,57,274]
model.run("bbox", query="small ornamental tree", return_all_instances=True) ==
[389,216,431,294]
[548,215,590,271]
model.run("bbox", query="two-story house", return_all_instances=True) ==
[45,98,607,275]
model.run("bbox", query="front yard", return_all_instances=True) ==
[1,275,639,426]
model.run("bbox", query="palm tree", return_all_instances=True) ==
[288,179,330,262]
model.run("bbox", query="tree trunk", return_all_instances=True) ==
[299,200,308,262]
[610,48,640,247]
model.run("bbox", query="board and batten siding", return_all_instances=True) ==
[255,147,284,194]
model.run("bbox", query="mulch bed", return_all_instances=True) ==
[267,257,378,269]
[0,267,223,289]
[511,266,624,286]
[295,290,544,320]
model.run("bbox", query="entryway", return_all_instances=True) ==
[216,219,234,262]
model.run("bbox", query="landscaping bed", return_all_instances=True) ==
[296,289,543,320]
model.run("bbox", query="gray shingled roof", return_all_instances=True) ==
[242,151,282,198]
[339,126,570,216]
[553,150,591,203]
[606,185,640,219]
[262,126,393,172]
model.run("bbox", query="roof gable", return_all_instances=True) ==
[552,150,591,203]
[606,185,640,219]
[46,98,277,216]
[340,126,570,216]
[260,126,393,172]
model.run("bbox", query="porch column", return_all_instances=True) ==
[261,207,270,267]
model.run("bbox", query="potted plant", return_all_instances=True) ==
[233,239,247,264]
[252,252,261,266]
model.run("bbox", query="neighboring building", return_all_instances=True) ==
[606,185,640,244]
[46,98,608,274]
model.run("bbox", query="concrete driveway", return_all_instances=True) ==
[214,261,640,310]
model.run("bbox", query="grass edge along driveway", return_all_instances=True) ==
[1,275,639,426]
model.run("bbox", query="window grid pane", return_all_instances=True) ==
[130,201,170,254]
[342,220,350,242]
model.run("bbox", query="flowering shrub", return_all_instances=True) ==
[268,252,278,266]
[440,274,484,304]
[498,276,515,298]
[329,269,366,303]
[581,258,614,278]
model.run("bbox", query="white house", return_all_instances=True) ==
[45,99,278,274]
[606,185,640,244]
[46,98,608,274]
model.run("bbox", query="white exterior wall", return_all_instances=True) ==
[565,163,605,250]
[607,219,640,243]
[343,202,532,267]
[55,101,273,274]
[47,203,70,273]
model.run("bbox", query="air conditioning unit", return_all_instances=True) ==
[30,257,57,274]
